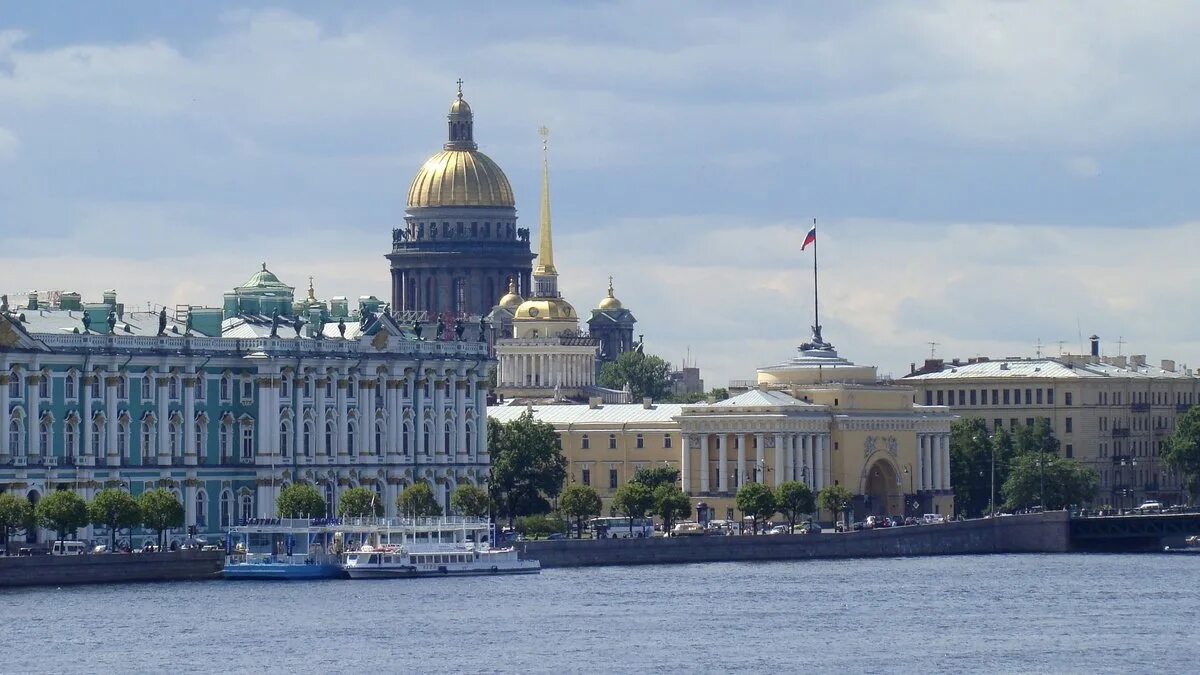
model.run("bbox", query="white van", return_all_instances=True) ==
[50,541,86,555]
[922,514,945,525]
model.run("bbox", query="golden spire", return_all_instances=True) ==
[307,276,316,303]
[534,125,556,277]
[607,275,614,297]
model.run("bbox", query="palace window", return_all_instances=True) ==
[7,375,18,398]
[325,422,335,456]
[196,491,208,528]
[142,374,153,401]
[115,421,126,459]
[636,434,644,449]
[64,422,77,459]
[169,377,179,400]
[65,374,76,400]
[1036,389,1043,405]
[92,376,102,399]
[194,420,205,459]
[664,435,672,449]
[581,468,591,486]
[116,376,127,399]
[375,421,385,456]
[280,421,290,458]
[38,376,49,399]
[924,391,933,406]
[1065,417,1073,433]
[38,419,50,455]
[219,375,231,402]
[608,434,617,450]
[280,375,290,399]
[220,491,234,528]
[242,379,253,400]
[581,434,590,450]
[8,419,23,455]
[347,421,357,457]
[194,376,203,400]
[241,424,254,459]
[240,495,253,523]
[141,421,154,460]
[609,468,619,489]
[219,422,232,459]
[170,422,182,457]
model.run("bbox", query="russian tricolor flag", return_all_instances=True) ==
[801,223,816,251]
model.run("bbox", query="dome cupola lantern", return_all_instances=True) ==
[445,78,476,151]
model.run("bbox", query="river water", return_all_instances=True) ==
[2,553,1197,674]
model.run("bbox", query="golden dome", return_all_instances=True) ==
[597,276,623,310]
[449,96,472,116]
[514,297,577,321]
[498,278,524,309]
[406,149,515,208]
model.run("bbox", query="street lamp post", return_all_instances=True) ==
[902,465,913,516]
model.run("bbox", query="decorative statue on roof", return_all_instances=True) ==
[477,315,487,342]
[107,310,117,334]
[337,317,346,338]
[292,315,303,337]
[0,294,7,313]
[410,317,422,340]
[269,309,280,339]
[313,314,325,339]
[435,316,446,341]
[361,307,374,331]
[157,307,168,336]
[454,317,465,341]
[81,311,91,333]
[184,311,193,336]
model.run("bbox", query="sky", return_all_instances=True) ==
[2,1,1199,386]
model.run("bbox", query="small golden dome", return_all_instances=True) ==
[449,95,472,116]
[498,278,523,309]
[515,297,577,321]
[407,149,515,208]
[597,276,623,311]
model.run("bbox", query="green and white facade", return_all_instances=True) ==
[0,269,491,547]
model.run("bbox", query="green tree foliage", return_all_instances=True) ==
[36,490,89,546]
[949,420,1018,517]
[337,487,383,518]
[515,514,567,538]
[1165,405,1200,505]
[612,482,654,536]
[488,413,568,525]
[275,484,327,519]
[597,350,672,401]
[1015,418,1061,456]
[397,482,443,517]
[817,484,854,525]
[708,388,730,402]
[1001,453,1099,511]
[0,493,34,546]
[88,489,141,549]
[735,483,776,534]
[558,484,603,538]
[450,484,491,517]
[630,465,680,491]
[138,489,184,551]
[652,484,692,533]
[774,481,815,530]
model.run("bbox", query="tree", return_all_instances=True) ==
[138,489,184,551]
[612,482,654,536]
[817,485,854,526]
[1165,405,1200,505]
[652,484,692,534]
[597,350,673,401]
[0,493,34,548]
[736,483,776,535]
[1002,454,1098,511]
[397,482,443,517]
[36,490,89,547]
[275,484,327,519]
[88,489,141,550]
[337,487,383,518]
[775,481,815,531]
[488,413,568,526]
[450,484,491,517]
[558,484,602,538]
[630,465,680,491]
[1015,418,1061,457]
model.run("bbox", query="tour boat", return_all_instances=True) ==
[223,518,347,580]
[343,543,540,579]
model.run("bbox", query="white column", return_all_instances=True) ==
[814,435,825,491]
[773,433,785,487]
[698,435,710,494]
[929,436,940,491]
[680,434,691,495]
[27,373,39,458]
[156,375,170,463]
[183,375,197,463]
[314,373,327,461]
[413,373,425,456]
[755,433,765,483]
[475,376,488,461]
[940,435,951,490]
[717,433,728,493]
[435,373,447,456]
[736,433,746,490]
[81,375,94,459]
[185,483,196,528]
[336,373,349,458]
[0,373,9,459]
[455,380,467,460]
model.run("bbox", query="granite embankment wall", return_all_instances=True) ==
[518,512,1071,568]
[0,550,224,587]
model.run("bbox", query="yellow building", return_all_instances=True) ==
[902,341,1200,508]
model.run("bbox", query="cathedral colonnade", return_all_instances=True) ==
[680,431,831,496]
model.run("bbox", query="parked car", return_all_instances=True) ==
[794,521,822,535]
[671,522,705,537]
[768,525,789,535]
[851,521,865,531]
[546,532,567,540]
[1136,501,1164,513]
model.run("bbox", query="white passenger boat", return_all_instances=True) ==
[340,516,540,579]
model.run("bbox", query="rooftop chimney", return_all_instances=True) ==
[26,291,38,311]
[642,397,653,409]
[1089,335,1100,358]
[588,397,602,409]
[1161,359,1176,372]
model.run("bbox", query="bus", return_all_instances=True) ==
[588,517,655,539]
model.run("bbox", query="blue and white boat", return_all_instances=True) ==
[223,518,346,580]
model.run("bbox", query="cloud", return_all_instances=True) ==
[0,126,16,159]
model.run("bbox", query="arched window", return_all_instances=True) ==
[220,490,234,528]
[65,374,76,399]
[279,421,291,458]
[168,376,179,400]
[347,420,357,457]
[7,374,19,398]
[374,421,385,456]
[280,374,290,399]
[239,495,253,523]
[219,422,232,460]
[142,374,153,401]
[422,420,431,455]
[8,419,22,456]
[64,421,77,460]
[194,419,206,460]
[116,375,128,399]
[303,421,313,457]
[38,418,51,455]
[325,421,335,456]
[464,422,473,455]
[193,375,203,400]
[170,421,182,458]
[195,490,208,528]
[347,378,357,399]
[38,374,49,398]
[219,374,231,401]
[444,421,453,455]
[240,424,254,459]
[402,420,412,456]
[141,420,154,462]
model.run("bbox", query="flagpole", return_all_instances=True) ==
[812,218,819,342]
